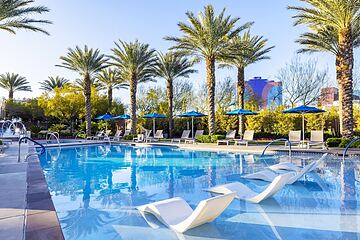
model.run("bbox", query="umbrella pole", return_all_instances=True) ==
[192,117,194,139]
[302,113,305,147]
[153,118,156,137]
[239,115,243,139]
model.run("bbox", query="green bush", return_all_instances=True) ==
[29,125,41,138]
[124,134,135,140]
[339,138,360,148]
[326,138,342,147]
[0,140,3,145]
[196,135,225,143]
[48,124,66,133]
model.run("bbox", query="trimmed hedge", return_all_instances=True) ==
[124,134,135,140]
[326,138,360,148]
[196,135,225,143]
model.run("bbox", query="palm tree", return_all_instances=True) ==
[220,30,274,135]
[56,46,108,135]
[0,72,31,100]
[96,68,129,110]
[0,0,51,34]
[40,76,70,91]
[165,5,251,134]
[110,40,157,134]
[154,51,197,138]
[288,0,360,138]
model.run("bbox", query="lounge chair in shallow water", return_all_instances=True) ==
[244,154,327,184]
[137,193,235,233]
[206,172,294,204]
[268,153,328,172]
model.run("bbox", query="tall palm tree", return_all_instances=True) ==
[96,68,129,110]
[220,30,274,135]
[0,0,51,34]
[165,5,251,134]
[0,72,31,100]
[288,0,360,138]
[56,46,108,135]
[110,40,157,134]
[40,76,70,91]
[154,51,197,138]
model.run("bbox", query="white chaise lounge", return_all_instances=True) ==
[235,130,255,147]
[307,130,326,149]
[285,130,301,148]
[244,154,327,184]
[184,130,204,144]
[268,153,328,172]
[171,130,191,143]
[137,193,235,233]
[146,130,164,142]
[217,130,236,145]
[206,172,294,203]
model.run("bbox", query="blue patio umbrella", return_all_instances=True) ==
[226,109,258,137]
[178,111,207,139]
[95,113,113,131]
[142,113,166,137]
[112,114,131,130]
[283,105,325,143]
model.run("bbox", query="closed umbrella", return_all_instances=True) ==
[95,113,113,131]
[226,109,258,138]
[178,111,207,139]
[142,113,166,137]
[283,105,325,145]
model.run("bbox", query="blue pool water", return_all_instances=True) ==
[39,144,360,240]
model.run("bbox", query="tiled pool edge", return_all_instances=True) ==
[25,145,64,240]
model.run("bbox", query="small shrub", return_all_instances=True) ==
[196,135,225,143]
[48,124,66,133]
[0,140,3,145]
[29,125,41,138]
[339,138,360,148]
[326,138,342,147]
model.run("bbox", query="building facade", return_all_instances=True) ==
[245,76,282,109]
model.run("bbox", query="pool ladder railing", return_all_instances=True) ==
[18,137,46,162]
[342,137,360,161]
[46,132,60,147]
[261,138,292,158]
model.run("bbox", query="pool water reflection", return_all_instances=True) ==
[39,144,360,240]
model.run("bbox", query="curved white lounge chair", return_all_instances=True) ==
[244,160,318,184]
[268,153,327,172]
[137,193,235,233]
[206,172,294,204]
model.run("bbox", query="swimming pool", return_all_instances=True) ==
[39,144,360,240]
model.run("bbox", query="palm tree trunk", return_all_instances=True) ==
[167,78,174,138]
[337,27,354,138]
[8,90,13,101]
[206,57,216,135]
[130,74,137,135]
[108,87,113,111]
[84,74,92,136]
[237,67,245,136]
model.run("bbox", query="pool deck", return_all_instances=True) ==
[0,140,359,240]
[0,142,64,240]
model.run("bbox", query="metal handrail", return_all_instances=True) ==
[261,138,292,157]
[343,137,360,161]
[18,137,46,162]
[46,132,60,147]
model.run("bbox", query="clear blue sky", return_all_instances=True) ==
[0,0,353,103]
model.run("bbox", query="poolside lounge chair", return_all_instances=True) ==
[184,130,204,144]
[146,130,164,142]
[217,130,236,145]
[103,130,112,141]
[87,130,104,140]
[285,130,301,148]
[134,130,152,142]
[137,193,235,233]
[307,130,325,149]
[110,130,122,142]
[206,172,294,203]
[121,129,131,139]
[244,154,327,184]
[171,130,191,143]
[235,130,255,147]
